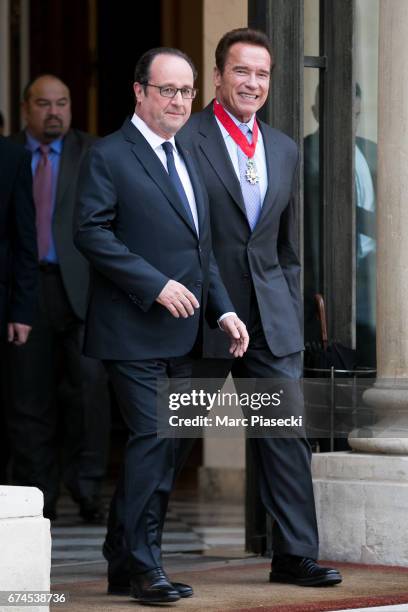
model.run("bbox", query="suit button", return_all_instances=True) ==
[198,246,202,254]
[129,293,142,306]
[195,281,202,287]
[242,273,249,279]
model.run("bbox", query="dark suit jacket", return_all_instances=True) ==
[74,118,233,360]
[304,131,377,252]
[303,131,377,343]
[12,129,95,320]
[178,103,303,359]
[0,137,38,336]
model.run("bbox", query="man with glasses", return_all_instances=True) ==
[74,47,248,604]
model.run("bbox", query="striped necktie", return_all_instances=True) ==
[33,144,53,260]
[237,124,262,231]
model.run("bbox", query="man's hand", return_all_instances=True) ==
[219,315,249,358]
[7,322,32,346]
[156,280,200,318]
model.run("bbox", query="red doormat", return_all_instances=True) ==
[236,593,408,611]
[233,562,408,611]
[53,560,408,611]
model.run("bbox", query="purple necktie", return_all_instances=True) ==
[33,144,52,260]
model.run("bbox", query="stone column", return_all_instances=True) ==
[199,0,247,501]
[202,0,247,104]
[349,0,408,453]
[312,1,408,565]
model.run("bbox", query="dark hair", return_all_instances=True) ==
[215,28,273,74]
[22,74,68,101]
[134,47,198,87]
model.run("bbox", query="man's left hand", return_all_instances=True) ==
[219,315,249,358]
[7,322,32,346]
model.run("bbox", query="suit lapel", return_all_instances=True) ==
[197,105,247,218]
[122,120,197,236]
[56,130,81,207]
[255,121,281,228]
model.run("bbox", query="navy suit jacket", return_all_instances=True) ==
[74,118,233,360]
[179,103,303,358]
[0,137,38,336]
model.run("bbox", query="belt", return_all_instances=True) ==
[39,262,60,273]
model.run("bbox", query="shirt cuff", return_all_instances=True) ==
[217,312,236,329]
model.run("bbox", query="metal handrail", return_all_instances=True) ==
[303,367,377,450]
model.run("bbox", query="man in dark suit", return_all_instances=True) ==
[74,47,248,604]
[0,137,38,481]
[178,28,342,587]
[8,75,110,521]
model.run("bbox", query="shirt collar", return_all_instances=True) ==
[131,113,176,152]
[214,101,256,140]
[25,129,63,155]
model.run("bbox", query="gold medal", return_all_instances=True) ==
[245,158,260,185]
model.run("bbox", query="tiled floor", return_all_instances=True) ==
[51,489,248,585]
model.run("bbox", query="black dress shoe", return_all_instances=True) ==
[78,498,106,524]
[107,582,131,596]
[269,555,342,587]
[171,582,193,598]
[130,567,180,603]
[108,577,193,598]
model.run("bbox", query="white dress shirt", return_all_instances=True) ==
[214,105,266,325]
[131,113,199,234]
[355,144,375,259]
[214,105,268,204]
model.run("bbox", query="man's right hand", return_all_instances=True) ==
[7,322,32,346]
[156,280,200,318]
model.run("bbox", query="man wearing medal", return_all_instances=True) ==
[179,28,342,587]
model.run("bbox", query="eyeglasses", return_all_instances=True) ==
[143,83,197,99]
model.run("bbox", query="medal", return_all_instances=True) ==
[213,100,261,185]
[245,158,259,185]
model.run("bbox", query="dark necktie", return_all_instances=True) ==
[33,144,53,260]
[162,141,196,233]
